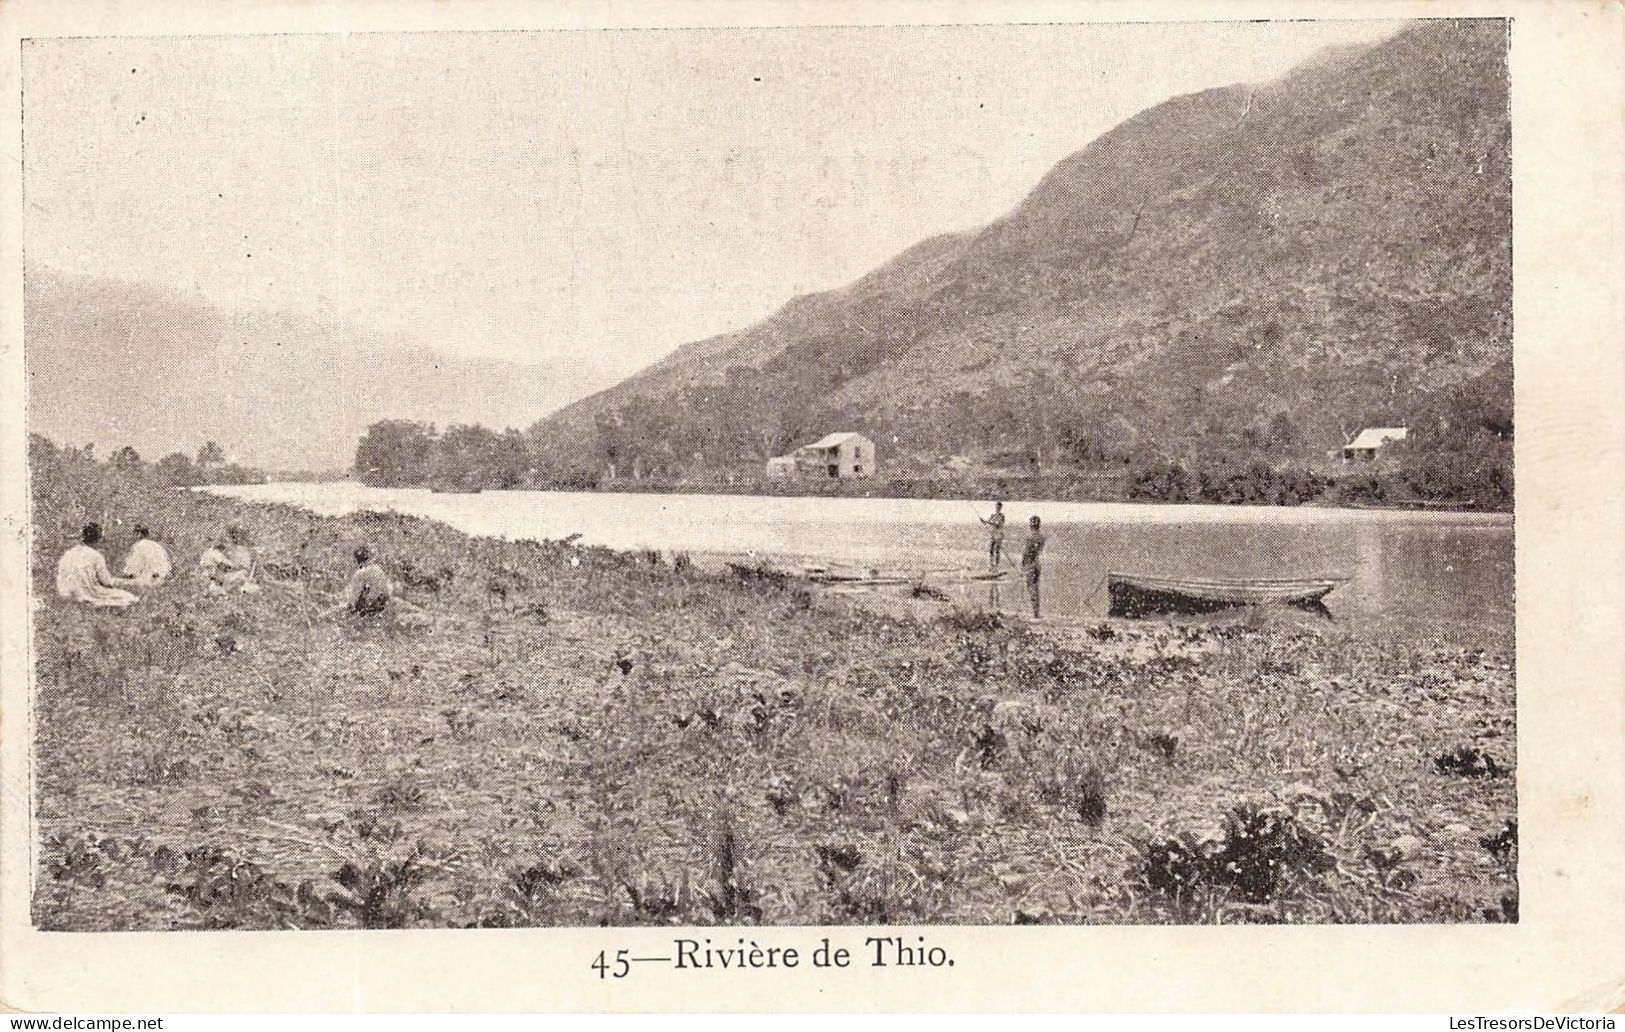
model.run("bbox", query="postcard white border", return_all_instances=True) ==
[1,0,1621,1014]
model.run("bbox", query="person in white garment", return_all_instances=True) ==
[56,522,140,608]
[200,524,260,594]
[120,524,172,587]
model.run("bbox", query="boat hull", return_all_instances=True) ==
[1107,572,1343,618]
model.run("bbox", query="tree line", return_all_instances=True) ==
[349,357,1512,510]
[31,435,267,489]
[353,421,534,491]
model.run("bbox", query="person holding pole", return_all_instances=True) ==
[979,501,1007,570]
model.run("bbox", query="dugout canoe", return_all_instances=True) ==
[1106,571,1346,618]
[807,566,1010,586]
[804,569,913,586]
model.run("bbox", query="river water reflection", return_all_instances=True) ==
[208,483,1513,642]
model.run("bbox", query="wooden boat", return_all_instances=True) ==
[804,567,912,586]
[1344,498,1476,512]
[806,565,1009,587]
[1107,571,1347,618]
[728,560,1009,591]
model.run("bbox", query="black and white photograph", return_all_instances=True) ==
[19,13,1522,937]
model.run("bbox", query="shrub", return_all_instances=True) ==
[1030,752,1109,827]
[1141,730,1180,765]
[148,844,337,929]
[1480,818,1518,863]
[330,844,440,929]
[1434,745,1509,779]
[938,609,1006,634]
[704,817,762,923]
[1075,765,1109,828]
[1135,805,1336,914]
[1485,891,1519,923]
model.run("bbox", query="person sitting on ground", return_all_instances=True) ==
[120,524,172,587]
[223,525,261,593]
[201,525,260,595]
[320,545,424,621]
[56,522,140,608]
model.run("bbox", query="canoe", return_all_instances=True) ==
[1107,571,1346,618]
[730,561,1009,590]
[1344,499,1475,512]
[808,566,1010,587]
[805,568,913,586]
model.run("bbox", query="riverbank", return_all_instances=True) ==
[372,469,1510,513]
[207,480,1515,642]
[31,460,1516,928]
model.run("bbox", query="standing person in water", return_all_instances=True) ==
[56,522,140,608]
[979,501,1007,570]
[1020,515,1047,619]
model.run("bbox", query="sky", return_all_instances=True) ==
[22,19,1406,391]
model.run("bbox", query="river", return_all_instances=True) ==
[207,483,1514,641]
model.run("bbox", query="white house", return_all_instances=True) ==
[765,432,876,479]
[1343,427,1409,462]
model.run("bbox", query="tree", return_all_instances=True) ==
[354,420,437,487]
[112,445,144,470]
[433,423,505,490]
[594,411,626,481]
[28,434,58,469]
[155,452,198,487]
[197,440,226,467]
[1264,412,1299,454]
[495,429,533,488]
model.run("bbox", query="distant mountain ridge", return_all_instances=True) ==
[24,269,590,471]
[534,18,1511,480]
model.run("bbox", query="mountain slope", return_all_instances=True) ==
[24,269,588,471]
[537,18,1511,478]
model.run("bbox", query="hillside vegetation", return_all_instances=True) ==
[528,19,1510,505]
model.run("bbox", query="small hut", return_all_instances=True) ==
[1343,427,1408,462]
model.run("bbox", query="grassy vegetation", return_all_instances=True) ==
[30,442,1516,929]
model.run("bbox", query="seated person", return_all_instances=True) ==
[56,523,139,608]
[201,525,259,594]
[120,524,172,586]
[321,545,421,619]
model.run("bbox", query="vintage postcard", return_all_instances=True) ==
[0,0,1621,1014]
